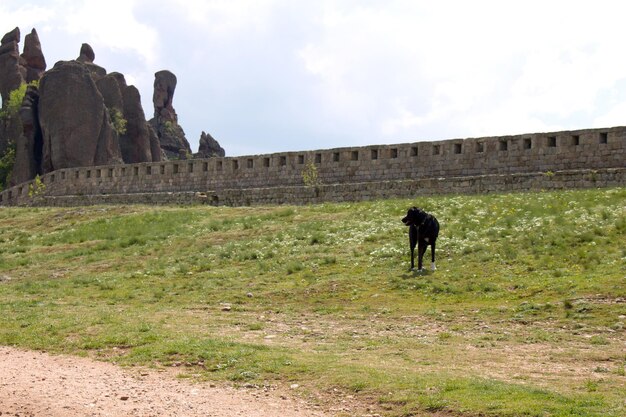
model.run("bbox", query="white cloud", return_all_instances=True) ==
[296,0,626,143]
[58,0,159,67]
[1,1,159,66]
[166,0,278,35]
[593,101,626,128]
[4,0,626,154]
[0,2,55,36]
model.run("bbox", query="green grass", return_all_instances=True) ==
[0,188,625,416]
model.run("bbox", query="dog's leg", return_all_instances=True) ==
[417,242,427,271]
[430,241,436,271]
[409,226,417,271]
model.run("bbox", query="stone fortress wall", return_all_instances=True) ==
[1,126,625,206]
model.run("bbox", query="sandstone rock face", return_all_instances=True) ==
[96,73,124,111]
[148,124,164,162]
[21,29,46,82]
[39,60,122,172]
[120,85,153,163]
[96,73,155,164]
[197,131,225,157]
[149,70,191,158]
[12,84,42,185]
[0,27,25,106]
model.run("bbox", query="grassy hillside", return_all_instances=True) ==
[0,188,625,416]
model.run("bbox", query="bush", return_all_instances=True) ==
[301,161,321,187]
[0,81,38,121]
[163,120,177,136]
[109,107,127,135]
[0,143,16,191]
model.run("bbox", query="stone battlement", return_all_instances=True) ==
[1,126,625,206]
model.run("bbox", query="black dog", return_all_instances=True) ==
[402,207,439,271]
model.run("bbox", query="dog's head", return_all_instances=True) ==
[402,207,427,226]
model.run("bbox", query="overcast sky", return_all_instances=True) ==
[2,0,626,156]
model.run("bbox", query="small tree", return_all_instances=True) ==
[28,175,46,198]
[301,161,321,187]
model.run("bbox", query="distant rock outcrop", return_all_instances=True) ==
[148,70,192,159]
[38,60,122,172]
[197,131,225,157]
[1,25,223,189]
[3,32,166,180]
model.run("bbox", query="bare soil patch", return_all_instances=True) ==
[0,346,328,417]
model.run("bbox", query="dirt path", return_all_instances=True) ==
[0,346,329,417]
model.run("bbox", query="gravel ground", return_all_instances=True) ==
[0,346,328,417]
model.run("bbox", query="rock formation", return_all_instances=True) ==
[96,72,125,111]
[2,25,223,190]
[3,30,166,180]
[0,27,25,106]
[21,29,46,82]
[148,124,164,162]
[0,114,20,160]
[76,42,106,80]
[96,72,161,164]
[0,27,28,184]
[121,84,157,163]
[197,131,225,157]
[38,60,122,172]
[77,43,95,63]
[152,70,177,121]
[12,84,42,184]
[148,70,192,159]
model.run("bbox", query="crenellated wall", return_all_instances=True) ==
[1,126,625,206]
